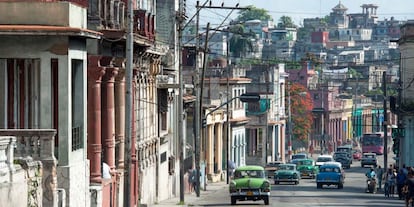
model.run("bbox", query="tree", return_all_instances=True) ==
[235,5,272,22]
[287,83,313,143]
[228,24,254,58]
[278,16,296,28]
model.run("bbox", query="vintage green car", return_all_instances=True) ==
[229,165,270,205]
[292,158,319,179]
[274,163,300,185]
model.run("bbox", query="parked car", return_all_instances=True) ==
[333,151,352,169]
[315,155,334,167]
[353,149,362,160]
[293,158,319,179]
[264,161,284,178]
[361,152,378,168]
[229,165,270,205]
[292,152,308,160]
[274,163,300,185]
[316,162,345,189]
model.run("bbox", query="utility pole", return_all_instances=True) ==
[124,0,133,205]
[194,0,201,197]
[382,71,388,172]
[200,23,210,192]
[194,1,249,187]
[178,0,185,203]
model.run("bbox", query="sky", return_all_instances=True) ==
[187,0,414,27]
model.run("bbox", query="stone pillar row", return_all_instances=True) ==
[87,55,126,183]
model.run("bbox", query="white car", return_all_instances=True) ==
[316,155,334,167]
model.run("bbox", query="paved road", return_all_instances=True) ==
[154,153,405,207]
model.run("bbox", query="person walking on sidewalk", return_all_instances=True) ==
[376,165,384,190]
[188,168,195,193]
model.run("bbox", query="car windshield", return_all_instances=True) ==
[364,154,375,158]
[279,165,295,170]
[317,157,332,162]
[297,160,313,165]
[292,154,306,159]
[234,170,265,179]
[320,167,340,173]
[334,153,347,158]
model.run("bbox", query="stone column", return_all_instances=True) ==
[206,124,213,175]
[102,66,119,170]
[114,58,125,169]
[216,123,223,173]
[87,55,105,183]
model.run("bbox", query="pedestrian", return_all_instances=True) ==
[398,168,408,199]
[385,168,396,195]
[404,169,414,207]
[376,165,384,190]
[187,168,194,193]
[191,168,198,192]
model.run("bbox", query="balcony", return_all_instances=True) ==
[0,129,58,207]
[134,9,155,41]
[0,1,87,29]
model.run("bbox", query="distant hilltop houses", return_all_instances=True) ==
[184,1,405,66]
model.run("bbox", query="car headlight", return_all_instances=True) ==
[262,181,270,192]
[229,181,236,192]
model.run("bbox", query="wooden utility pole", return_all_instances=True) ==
[178,0,185,203]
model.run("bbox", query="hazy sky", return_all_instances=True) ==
[187,0,414,26]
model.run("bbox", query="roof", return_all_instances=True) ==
[320,161,342,168]
[0,25,101,39]
[318,154,333,158]
[235,165,264,171]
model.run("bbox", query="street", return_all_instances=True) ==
[185,154,406,207]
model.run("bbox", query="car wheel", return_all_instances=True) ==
[231,197,236,205]
[338,183,344,189]
[295,181,299,185]
[264,196,269,205]
[361,164,364,168]
[317,183,322,189]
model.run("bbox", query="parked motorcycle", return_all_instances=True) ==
[366,178,377,193]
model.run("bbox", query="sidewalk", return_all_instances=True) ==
[151,181,228,207]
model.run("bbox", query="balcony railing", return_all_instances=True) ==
[134,9,155,41]
[0,129,58,207]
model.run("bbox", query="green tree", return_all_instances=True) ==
[278,16,296,28]
[228,24,254,58]
[235,5,272,22]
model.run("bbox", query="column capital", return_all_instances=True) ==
[103,67,119,83]
[115,69,126,82]
[113,57,126,68]
[88,67,106,82]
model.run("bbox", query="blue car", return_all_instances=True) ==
[316,162,345,189]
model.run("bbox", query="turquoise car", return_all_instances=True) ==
[274,163,300,185]
[229,165,270,205]
[316,162,345,189]
[293,158,319,179]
